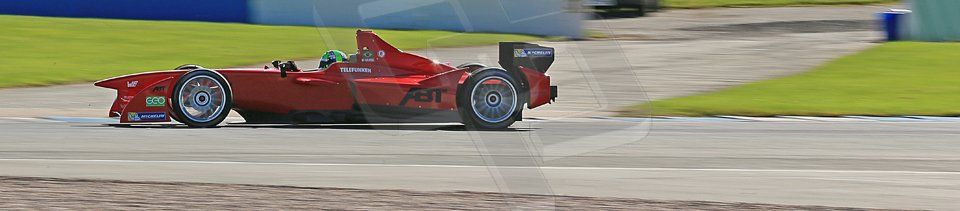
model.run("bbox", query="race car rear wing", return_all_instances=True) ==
[499,42,557,108]
[499,42,555,74]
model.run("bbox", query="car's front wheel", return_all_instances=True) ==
[175,64,204,70]
[458,68,521,130]
[170,69,232,128]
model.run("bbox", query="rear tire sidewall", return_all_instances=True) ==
[175,64,204,70]
[458,68,520,130]
[457,63,487,71]
[171,69,232,128]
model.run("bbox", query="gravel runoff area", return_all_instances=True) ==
[0,177,907,210]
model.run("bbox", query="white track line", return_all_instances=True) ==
[1,158,959,175]
[715,116,810,122]
[0,117,57,123]
[779,116,876,122]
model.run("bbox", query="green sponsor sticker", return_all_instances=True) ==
[363,50,374,59]
[146,96,166,107]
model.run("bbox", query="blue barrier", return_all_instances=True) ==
[0,0,248,23]
[0,0,582,37]
[880,11,906,41]
[249,0,583,37]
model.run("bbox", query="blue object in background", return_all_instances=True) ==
[249,0,583,38]
[0,0,582,38]
[908,0,960,42]
[0,0,248,23]
[880,11,906,41]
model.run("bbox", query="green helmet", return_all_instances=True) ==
[319,50,347,69]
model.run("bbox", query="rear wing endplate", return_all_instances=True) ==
[499,42,555,73]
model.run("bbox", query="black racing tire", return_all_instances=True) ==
[170,69,233,128]
[170,109,186,124]
[457,63,487,70]
[457,68,521,130]
[175,64,204,70]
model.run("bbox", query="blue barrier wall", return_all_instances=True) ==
[0,0,248,23]
[908,0,960,41]
[249,0,583,38]
[0,0,582,37]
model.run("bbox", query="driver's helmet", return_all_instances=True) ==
[319,50,348,69]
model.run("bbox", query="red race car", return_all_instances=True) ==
[95,30,557,129]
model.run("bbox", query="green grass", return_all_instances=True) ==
[663,0,900,8]
[624,42,960,117]
[0,15,543,88]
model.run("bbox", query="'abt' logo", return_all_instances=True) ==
[399,88,445,106]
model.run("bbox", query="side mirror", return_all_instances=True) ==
[285,61,299,71]
[272,60,288,78]
[271,60,282,69]
[272,60,298,78]
[280,64,290,78]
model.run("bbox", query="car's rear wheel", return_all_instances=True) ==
[458,68,520,130]
[457,63,486,71]
[171,69,232,128]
